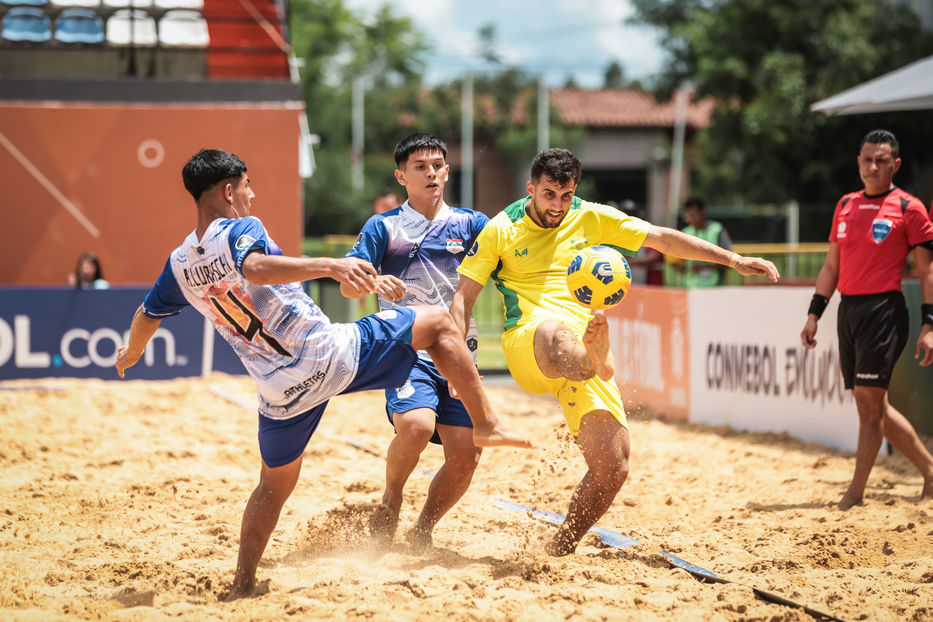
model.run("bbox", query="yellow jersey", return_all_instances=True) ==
[458,196,649,333]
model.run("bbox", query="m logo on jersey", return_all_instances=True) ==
[446,238,464,253]
[235,234,256,250]
[514,248,528,257]
[871,218,893,243]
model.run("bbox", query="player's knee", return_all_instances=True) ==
[257,466,301,505]
[593,460,628,491]
[445,446,481,472]
[396,421,435,447]
[416,304,453,329]
[852,387,885,424]
[552,333,595,381]
[414,305,459,345]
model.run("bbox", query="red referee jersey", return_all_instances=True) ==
[829,187,933,295]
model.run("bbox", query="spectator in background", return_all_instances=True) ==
[622,200,664,285]
[672,197,733,287]
[373,189,400,215]
[69,252,109,289]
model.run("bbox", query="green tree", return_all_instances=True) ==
[631,0,933,218]
[290,0,428,235]
[290,10,581,234]
[603,61,625,88]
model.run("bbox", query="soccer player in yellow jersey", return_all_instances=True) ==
[451,148,780,555]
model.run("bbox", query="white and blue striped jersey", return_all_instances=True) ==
[142,216,360,420]
[347,200,488,361]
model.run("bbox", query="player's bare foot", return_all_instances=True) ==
[545,528,578,557]
[838,493,863,511]
[472,418,533,448]
[582,312,614,381]
[919,475,933,504]
[368,502,399,545]
[407,525,433,554]
[224,578,269,601]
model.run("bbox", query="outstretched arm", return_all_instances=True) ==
[116,306,161,378]
[800,242,840,350]
[450,276,485,338]
[643,225,780,282]
[914,245,933,366]
[242,252,378,294]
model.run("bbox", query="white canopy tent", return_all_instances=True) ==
[811,55,933,115]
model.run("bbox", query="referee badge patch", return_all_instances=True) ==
[871,218,893,243]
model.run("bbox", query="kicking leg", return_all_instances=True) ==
[408,423,482,552]
[371,408,435,544]
[881,399,933,502]
[582,312,615,381]
[547,411,629,556]
[840,386,886,510]
[227,456,303,599]
[534,316,614,382]
[409,306,531,449]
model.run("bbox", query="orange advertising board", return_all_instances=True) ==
[0,102,303,286]
[606,285,690,421]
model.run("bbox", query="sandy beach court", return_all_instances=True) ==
[1,374,930,621]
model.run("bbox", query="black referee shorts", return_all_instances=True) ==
[837,290,908,390]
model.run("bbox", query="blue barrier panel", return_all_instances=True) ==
[0,287,209,380]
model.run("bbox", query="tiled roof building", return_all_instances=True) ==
[551,88,713,128]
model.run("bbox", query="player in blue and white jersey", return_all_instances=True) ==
[342,133,489,550]
[114,149,530,599]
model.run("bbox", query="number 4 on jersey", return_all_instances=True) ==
[210,291,291,357]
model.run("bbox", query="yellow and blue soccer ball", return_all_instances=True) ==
[566,246,632,310]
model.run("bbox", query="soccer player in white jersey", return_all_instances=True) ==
[114,149,531,599]
[342,133,489,550]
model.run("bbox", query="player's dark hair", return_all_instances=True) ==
[684,197,705,211]
[860,129,899,158]
[530,148,583,186]
[182,149,248,200]
[394,133,447,166]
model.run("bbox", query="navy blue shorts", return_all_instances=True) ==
[258,308,419,467]
[386,357,472,445]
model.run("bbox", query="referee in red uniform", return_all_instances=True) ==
[801,129,933,510]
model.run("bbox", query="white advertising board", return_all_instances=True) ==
[688,287,857,451]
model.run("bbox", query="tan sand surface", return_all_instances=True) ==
[0,374,931,621]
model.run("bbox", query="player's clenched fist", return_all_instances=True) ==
[331,257,378,295]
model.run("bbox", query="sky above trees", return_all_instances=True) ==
[343,0,664,87]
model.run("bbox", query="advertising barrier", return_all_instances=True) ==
[0,288,244,380]
[606,286,690,421]
[687,287,856,451]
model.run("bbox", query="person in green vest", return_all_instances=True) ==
[677,197,733,287]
